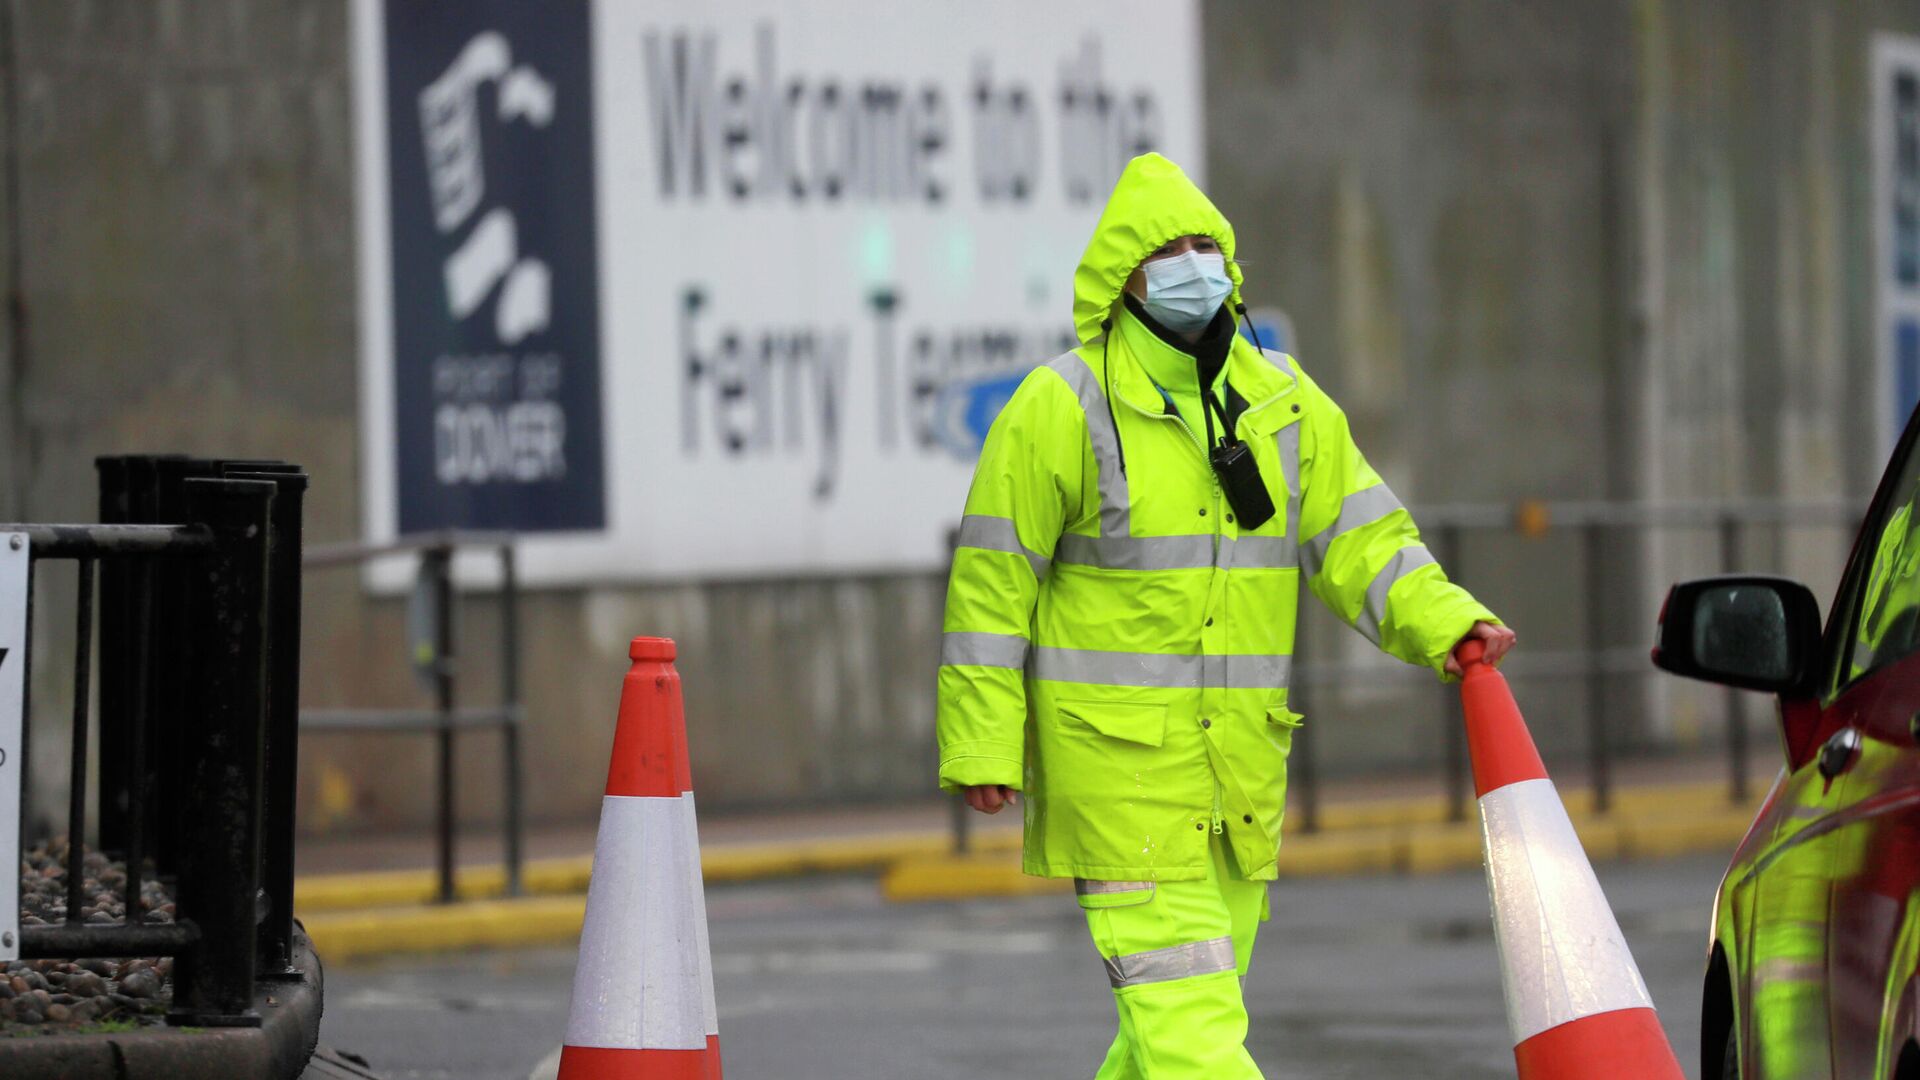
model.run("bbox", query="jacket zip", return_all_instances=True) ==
[1114,364,1250,844]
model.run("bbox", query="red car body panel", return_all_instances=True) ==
[1707,403,1920,1076]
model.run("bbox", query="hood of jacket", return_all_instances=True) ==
[1071,152,1244,345]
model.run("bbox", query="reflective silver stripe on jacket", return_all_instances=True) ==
[1075,879,1154,896]
[956,514,1051,580]
[1229,535,1296,570]
[1853,640,1876,671]
[1055,533,1212,571]
[940,631,1030,669]
[1052,533,1297,572]
[1355,545,1437,645]
[1102,935,1237,989]
[1204,652,1293,690]
[1301,483,1406,579]
[1264,350,1303,559]
[1033,647,1291,690]
[1045,352,1130,539]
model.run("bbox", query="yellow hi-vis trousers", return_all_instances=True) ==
[1077,829,1269,1079]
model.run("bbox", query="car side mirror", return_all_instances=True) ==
[1653,575,1823,696]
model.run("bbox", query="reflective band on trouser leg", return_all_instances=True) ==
[1084,833,1266,1080]
[1103,936,1236,989]
[1076,879,1154,895]
[560,792,722,1079]
[1481,779,1680,1079]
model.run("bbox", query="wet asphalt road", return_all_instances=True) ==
[317,853,1724,1079]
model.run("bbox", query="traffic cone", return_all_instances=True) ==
[558,637,722,1080]
[1456,639,1683,1079]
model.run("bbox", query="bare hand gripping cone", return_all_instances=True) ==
[1457,640,1683,1078]
[558,637,723,1079]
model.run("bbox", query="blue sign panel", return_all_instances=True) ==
[383,1,606,532]
[1900,320,1920,434]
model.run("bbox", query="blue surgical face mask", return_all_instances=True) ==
[1141,250,1232,332]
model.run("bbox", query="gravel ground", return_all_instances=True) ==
[1,840,177,1031]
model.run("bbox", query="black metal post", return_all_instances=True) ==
[1583,521,1612,815]
[1719,514,1749,804]
[168,477,273,1027]
[227,464,305,973]
[500,543,523,896]
[94,459,131,853]
[122,558,152,930]
[431,545,458,905]
[65,557,93,926]
[149,456,217,877]
[1437,523,1469,823]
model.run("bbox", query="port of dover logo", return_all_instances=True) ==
[383,1,608,533]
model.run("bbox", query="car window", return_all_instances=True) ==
[1843,436,1920,683]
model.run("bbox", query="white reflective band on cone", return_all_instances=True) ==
[562,793,719,1050]
[1479,778,1654,1044]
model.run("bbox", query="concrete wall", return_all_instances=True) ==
[5,1,1915,838]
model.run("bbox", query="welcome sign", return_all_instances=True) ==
[353,0,1203,583]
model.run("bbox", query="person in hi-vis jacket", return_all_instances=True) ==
[935,153,1516,1078]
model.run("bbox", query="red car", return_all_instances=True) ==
[1655,400,1920,1079]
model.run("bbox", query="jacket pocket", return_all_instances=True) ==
[1059,700,1167,747]
[1266,706,1304,729]
[1264,705,1303,757]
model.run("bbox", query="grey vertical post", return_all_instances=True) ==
[1437,522,1468,823]
[430,545,457,905]
[500,541,523,896]
[16,555,30,885]
[1719,514,1748,804]
[1584,521,1612,815]
[169,478,273,1026]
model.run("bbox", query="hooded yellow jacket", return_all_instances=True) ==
[936,153,1498,881]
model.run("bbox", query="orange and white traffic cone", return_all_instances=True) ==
[1456,639,1683,1079]
[558,637,722,1080]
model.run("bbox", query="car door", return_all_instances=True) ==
[1736,406,1920,1079]
[1737,718,1850,1077]
[1824,423,1920,1079]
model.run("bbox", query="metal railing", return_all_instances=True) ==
[1286,497,1864,832]
[7,455,309,1027]
[300,532,524,903]
[943,497,1864,852]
